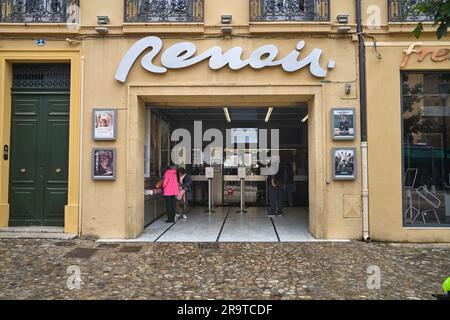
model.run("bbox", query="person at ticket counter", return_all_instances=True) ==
[268,169,284,216]
[176,167,192,220]
[162,166,179,223]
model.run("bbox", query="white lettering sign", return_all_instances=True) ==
[115,36,335,83]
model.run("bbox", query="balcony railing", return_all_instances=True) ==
[388,0,433,22]
[250,0,330,22]
[124,0,204,23]
[0,0,79,23]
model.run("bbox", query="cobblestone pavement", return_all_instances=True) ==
[0,239,449,300]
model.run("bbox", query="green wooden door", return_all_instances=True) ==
[9,93,70,227]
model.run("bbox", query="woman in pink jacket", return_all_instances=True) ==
[162,167,178,223]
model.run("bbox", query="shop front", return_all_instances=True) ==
[0,35,363,241]
[0,0,449,243]
[73,33,362,241]
[367,41,450,242]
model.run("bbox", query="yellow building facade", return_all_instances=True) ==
[0,0,449,242]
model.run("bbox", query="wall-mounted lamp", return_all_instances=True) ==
[97,16,110,25]
[336,14,350,33]
[221,14,232,24]
[95,27,109,34]
[337,26,351,33]
[301,114,309,123]
[336,14,349,24]
[221,26,233,35]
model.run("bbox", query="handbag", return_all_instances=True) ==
[154,179,163,189]
[176,186,186,201]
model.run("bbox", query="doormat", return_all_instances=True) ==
[53,241,77,247]
[97,243,121,249]
[65,248,99,259]
[119,246,143,253]
[198,243,220,250]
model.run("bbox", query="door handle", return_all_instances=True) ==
[56,168,62,174]
[3,145,8,161]
[20,168,26,174]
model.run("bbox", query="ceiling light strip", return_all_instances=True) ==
[301,114,309,123]
[223,107,231,122]
[265,107,274,123]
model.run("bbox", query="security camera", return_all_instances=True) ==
[66,38,81,45]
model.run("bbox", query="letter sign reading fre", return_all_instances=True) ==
[115,36,335,83]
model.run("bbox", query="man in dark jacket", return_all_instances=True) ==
[268,167,284,216]
[283,162,294,207]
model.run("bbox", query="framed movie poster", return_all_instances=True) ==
[92,148,116,180]
[333,148,357,180]
[93,109,117,141]
[160,120,170,173]
[331,108,356,140]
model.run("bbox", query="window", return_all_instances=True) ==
[402,72,450,226]
[388,0,433,22]
[144,109,171,185]
[249,0,330,22]
[124,0,204,23]
[0,0,80,23]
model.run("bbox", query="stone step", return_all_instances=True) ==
[0,227,76,240]
[0,232,76,240]
[0,226,64,233]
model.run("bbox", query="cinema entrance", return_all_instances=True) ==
[141,105,315,242]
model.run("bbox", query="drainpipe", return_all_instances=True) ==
[356,0,370,242]
[78,56,85,237]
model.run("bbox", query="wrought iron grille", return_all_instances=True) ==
[12,64,71,90]
[124,0,204,23]
[250,0,330,22]
[0,0,79,23]
[388,0,433,22]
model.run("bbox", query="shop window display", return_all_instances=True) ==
[402,72,450,226]
[144,109,171,189]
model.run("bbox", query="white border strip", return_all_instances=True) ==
[365,41,450,47]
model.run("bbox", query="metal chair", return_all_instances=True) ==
[403,168,419,222]
[412,186,442,224]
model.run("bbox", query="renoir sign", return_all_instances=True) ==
[115,36,335,82]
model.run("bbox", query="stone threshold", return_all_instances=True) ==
[0,227,76,240]
[97,239,351,243]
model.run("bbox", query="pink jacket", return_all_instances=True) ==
[162,169,178,196]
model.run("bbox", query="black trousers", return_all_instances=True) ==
[269,185,284,214]
[165,196,176,220]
